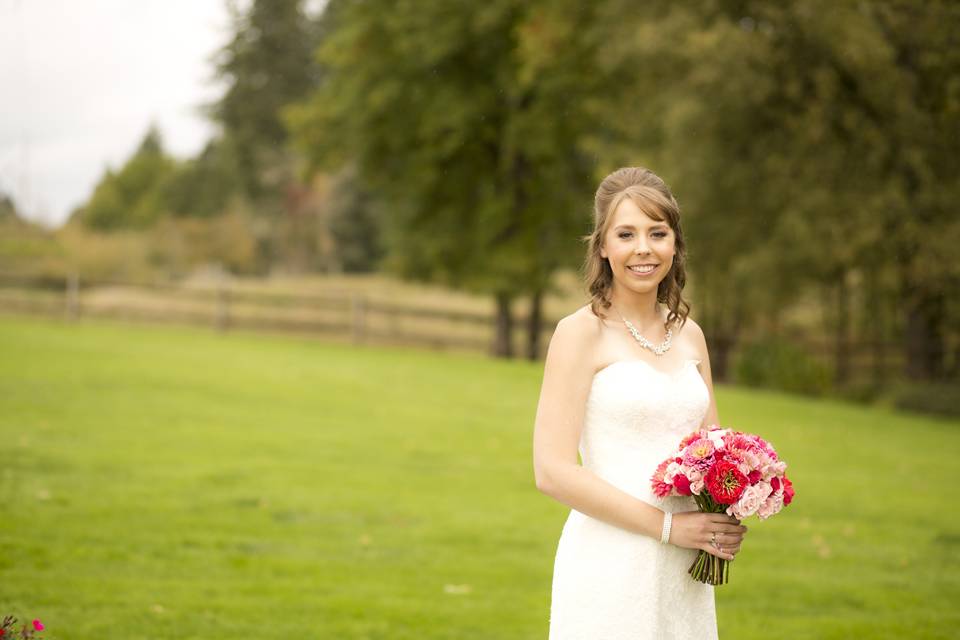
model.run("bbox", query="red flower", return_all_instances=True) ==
[771,476,781,491]
[673,473,692,496]
[705,460,748,505]
[782,476,795,505]
[748,470,761,485]
[1,628,6,636]
[32,620,44,632]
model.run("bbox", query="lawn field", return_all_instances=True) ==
[1,315,958,639]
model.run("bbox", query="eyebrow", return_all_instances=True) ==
[614,223,669,230]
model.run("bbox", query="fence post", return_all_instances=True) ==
[215,272,230,332]
[65,271,80,321]
[351,293,366,344]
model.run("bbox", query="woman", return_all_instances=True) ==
[532,167,748,639]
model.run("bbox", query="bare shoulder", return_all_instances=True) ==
[678,315,709,359]
[545,304,604,363]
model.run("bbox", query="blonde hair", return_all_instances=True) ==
[580,166,691,330]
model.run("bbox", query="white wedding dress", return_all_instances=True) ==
[548,358,718,640]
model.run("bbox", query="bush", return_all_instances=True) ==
[891,380,960,418]
[731,335,834,396]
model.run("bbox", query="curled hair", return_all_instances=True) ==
[580,166,691,331]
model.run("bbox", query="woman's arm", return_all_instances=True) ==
[684,318,719,429]
[532,311,666,541]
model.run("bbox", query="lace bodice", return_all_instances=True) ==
[580,358,710,509]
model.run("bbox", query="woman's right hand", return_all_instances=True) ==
[667,511,747,561]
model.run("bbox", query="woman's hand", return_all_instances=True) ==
[667,511,747,561]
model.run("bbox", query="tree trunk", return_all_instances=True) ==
[865,268,886,388]
[834,274,851,386]
[492,291,514,358]
[903,287,945,380]
[526,289,543,361]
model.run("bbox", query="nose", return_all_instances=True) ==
[634,238,651,255]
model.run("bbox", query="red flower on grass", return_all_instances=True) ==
[705,459,748,505]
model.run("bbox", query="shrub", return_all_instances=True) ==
[731,335,834,396]
[891,380,960,418]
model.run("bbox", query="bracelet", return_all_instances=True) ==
[660,511,672,544]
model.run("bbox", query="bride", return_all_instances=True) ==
[532,167,748,639]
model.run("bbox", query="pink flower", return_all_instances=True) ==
[651,459,673,498]
[33,620,44,631]
[682,438,715,469]
[771,476,781,491]
[690,477,705,494]
[757,490,784,519]
[748,470,762,485]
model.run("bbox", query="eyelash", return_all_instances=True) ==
[619,232,668,239]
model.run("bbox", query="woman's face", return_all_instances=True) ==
[599,197,676,295]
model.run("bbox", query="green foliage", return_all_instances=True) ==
[286,0,600,297]
[0,192,18,222]
[147,211,263,276]
[891,380,960,418]
[79,126,176,231]
[162,138,244,219]
[325,164,385,273]
[732,335,834,396]
[208,0,319,201]
[1,317,958,637]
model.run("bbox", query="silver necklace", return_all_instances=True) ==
[613,305,673,356]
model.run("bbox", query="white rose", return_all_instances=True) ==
[733,483,766,518]
[757,490,784,520]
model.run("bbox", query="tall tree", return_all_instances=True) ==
[208,0,319,203]
[77,125,176,230]
[287,0,602,357]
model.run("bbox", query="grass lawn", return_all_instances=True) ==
[0,315,957,639]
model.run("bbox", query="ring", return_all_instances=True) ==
[710,532,717,548]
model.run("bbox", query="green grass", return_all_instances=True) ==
[0,315,957,639]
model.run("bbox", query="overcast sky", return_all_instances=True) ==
[0,0,232,228]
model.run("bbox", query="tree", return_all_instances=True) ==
[287,0,603,357]
[78,125,176,231]
[162,137,243,219]
[207,0,319,203]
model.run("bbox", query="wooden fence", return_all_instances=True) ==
[0,271,557,356]
[0,270,929,386]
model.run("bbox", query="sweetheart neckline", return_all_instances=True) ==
[593,357,702,380]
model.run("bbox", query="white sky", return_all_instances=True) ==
[0,0,232,228]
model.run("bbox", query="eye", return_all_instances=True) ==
[618,232,632,239]
[653,231,668,238]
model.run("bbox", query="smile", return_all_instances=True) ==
[628,264,658,274]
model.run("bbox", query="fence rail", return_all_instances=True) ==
[1,270,933,386]
[0,271,553,355]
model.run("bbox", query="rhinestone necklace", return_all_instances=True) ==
[612,305,673,356]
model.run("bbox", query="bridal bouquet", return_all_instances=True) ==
[650,424,794,585]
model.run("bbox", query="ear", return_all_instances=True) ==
[599,244,607,259]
